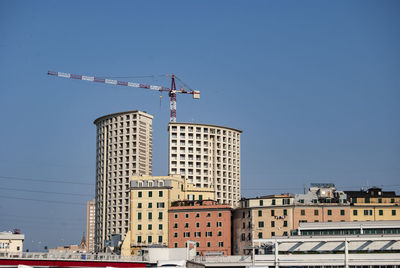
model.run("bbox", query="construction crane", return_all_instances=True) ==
[47,71,200,122]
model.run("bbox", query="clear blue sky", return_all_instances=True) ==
[0,0,399,251]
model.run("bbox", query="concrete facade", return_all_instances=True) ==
[86,200,95,253]
[168,200,232,256]
[94,110,153,251]
[168,123,242,207]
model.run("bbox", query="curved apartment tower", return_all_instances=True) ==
[168,123,241,207]
[94,110,153,251]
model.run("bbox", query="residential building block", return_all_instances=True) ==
[121,175,214,255]
[86,200,95,253]
[232,194,294,255]
[168,200,232,256]
[168,123,242,207]
[94,110,153,251]
[345,187,400,221]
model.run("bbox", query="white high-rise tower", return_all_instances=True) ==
[94,110,153,251]
[168,122,241,207]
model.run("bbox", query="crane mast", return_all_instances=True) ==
[47,71,200,122]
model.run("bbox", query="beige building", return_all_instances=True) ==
[122,175,214,255]
[168,123,242,207]
[345,187,400,222]
[232,194,294,255]
[94,110,153,251]
[86,200,95,253]
[0,231,24,255]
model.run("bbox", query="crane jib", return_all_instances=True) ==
[48,70,200,122]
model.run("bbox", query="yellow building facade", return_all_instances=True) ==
[121,175,214,255]
[346,187,400,221]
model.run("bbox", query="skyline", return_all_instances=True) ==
[1,0,399,251]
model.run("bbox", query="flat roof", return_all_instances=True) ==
[168,122,242,133]
[93,110,153,124]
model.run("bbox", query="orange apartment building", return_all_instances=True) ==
[168,200,232,256]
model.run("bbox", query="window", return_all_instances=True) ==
[283,221,288,227]
[271,210,275,216]
[364,210,373,216]
[271,221,275,227]
[138,212,142,220]
[258,210,262,217]
[328,210,332,216]
[138,224,142,230]
[283,231,288,236]
[207,242,211,247]
[159,224,163,230]
[185,214,189,218]
[378,198,382,203]
[184,232,190,237]
[218,231,222,236]
[174,223,178,228]
[258,221,264,228]
[391,198,395,203]
[241,233,245,241]
[196,213,200,218]
[148,191,152,198]
[283,209,287,216]
[340,210,345,216]
[365,197,370,203]
[352,197,357,203]
[393,210,397,216]
[138,191,142,198]
[259,200,263,206]
[148,236,152,243]
[314,210,319,216]
[379,210,383,216]
[174,243,178,248]
[195,232,201,237]
[157,202,165,208]
[185,222,189,228]
[206,232,212,237]
[148,212,152,219]
[174,232,178,238]
[218,242,224,247]
[353,210,358,216]
[138,203,142,208]
[148,203,152,208]
[207,222,211,227]
[207,213,211,217]
[137,236,142,243]
[271,232,275,237]
[272,199,276,205]
[174,214,178,219]
[218,212,222,217]
[148,224,152,230]
[196,222,200,228]
[159,191,163,197]
[158,212,163,219]
[158,236,163,243]
[301,210,305,216]
[258,232,263,238]
[217,222,222,227]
